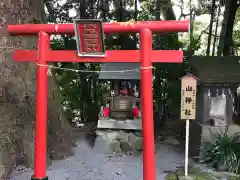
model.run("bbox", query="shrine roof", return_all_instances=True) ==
[190,56,240,84]
[98,63,140,80]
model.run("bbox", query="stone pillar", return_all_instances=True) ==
[226,88,234,124]
[114,80,120,95]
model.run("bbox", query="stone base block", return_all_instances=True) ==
[97,119,142,130]
[94,130,143,153]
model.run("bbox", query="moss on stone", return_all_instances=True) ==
[228,176,240,180]
[167,167,215,180]
[167,166,240,180]
[166,173,178,180]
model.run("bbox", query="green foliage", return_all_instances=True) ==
[201,131,240,173]
[50,37,105,123]
[45,0,203,126]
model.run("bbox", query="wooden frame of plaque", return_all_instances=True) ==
[73,19,105,57]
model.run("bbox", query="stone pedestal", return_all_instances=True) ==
[97,119,142,130]
[94,130,143,153]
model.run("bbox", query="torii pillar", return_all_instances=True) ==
[8,20,189,180]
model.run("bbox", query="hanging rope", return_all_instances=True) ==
[36,63,155,73]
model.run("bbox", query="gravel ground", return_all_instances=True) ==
[9,139,186,180]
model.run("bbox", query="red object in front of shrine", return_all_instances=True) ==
[132,107,140,118]
[103,107,110,118]
[120,89,128,95]
[8,20,189,180]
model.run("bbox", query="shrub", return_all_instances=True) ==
[201,130,240,173]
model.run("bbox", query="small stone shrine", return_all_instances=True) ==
[188,56,240,160]
[95,63,143,153]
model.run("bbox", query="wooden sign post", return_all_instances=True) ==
[180,74,199,177]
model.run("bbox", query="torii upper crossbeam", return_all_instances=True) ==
[8,20,189,180]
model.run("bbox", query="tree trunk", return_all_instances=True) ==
[0,0,74,178]
[217,0,239,56]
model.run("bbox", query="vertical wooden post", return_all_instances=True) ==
[32,31,49,180]
[180,74,198,177]
[140,28,156,180]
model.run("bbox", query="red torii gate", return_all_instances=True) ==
[8,20,189,180]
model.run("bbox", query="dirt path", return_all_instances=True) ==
[9,139,186,180]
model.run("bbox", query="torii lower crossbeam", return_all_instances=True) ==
[8,20,189,180]
[13,50,183,62]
